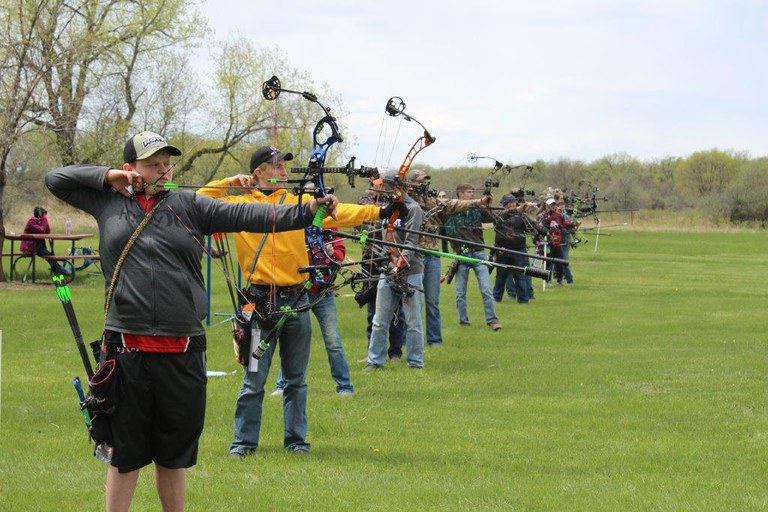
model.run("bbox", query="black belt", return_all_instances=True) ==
[251,284,306,298]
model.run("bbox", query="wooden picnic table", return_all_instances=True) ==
[4,233,97,283]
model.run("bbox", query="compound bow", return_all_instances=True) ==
[383,96,436,269]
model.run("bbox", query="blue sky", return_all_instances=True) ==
[196,0,768,168]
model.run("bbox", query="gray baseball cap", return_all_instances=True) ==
[123,131,181,163]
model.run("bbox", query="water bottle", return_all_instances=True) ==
[65,219,72,235]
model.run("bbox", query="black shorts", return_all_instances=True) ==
[110,350,207,473]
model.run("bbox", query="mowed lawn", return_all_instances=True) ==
[1,230,767,511]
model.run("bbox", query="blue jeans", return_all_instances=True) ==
[276,292,353,393]
[367,287,406,358]
[454,250,498,325]
[494,251,531,303]
[422,254,443,345]
[367,273,424,367]
[230,290,311,454]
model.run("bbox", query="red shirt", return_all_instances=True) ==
[308,229,346,293]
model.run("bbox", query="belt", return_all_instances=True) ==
[251,284,306,298]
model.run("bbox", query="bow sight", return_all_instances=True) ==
[291,156,379,188]
[513,188,537,199]
[409,181,440,198]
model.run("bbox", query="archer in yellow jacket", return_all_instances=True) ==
[197,145,393,457]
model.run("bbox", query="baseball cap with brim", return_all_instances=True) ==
[123,131,181,163]
[250,146,294,172]
[546,198,556,205]
[411,169,431,182]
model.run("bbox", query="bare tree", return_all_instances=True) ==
[174,40,349,184]
[0,0,54,281]
[26,0,205,165]
[542,157,588,195]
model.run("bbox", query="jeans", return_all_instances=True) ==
[454,250,498,324]
[561,242,573,283]
[494,251,532,303]
[367,272,424,367]
[275,292,353,393]
[526,270,535,299]
[547,246,566,283]
[422,254,443,345]
[367,287,406,358]
[493,257,517,302]
[230,290,311,454]
[34,242,65,274]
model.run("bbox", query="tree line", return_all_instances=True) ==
[415,150,768,226]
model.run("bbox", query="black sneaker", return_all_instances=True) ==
[287,444,311,454]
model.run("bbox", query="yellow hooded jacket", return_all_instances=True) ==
[198,178,380,286]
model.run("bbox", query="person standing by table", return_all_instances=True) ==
[20,206,70,275]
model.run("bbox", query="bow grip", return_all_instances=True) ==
[311,203,327,229]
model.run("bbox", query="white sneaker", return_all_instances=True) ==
[270,388,284,397]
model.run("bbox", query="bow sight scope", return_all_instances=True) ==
[512,188,536,198]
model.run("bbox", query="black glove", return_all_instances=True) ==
[379,201,405,219]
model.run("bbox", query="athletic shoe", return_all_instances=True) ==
[337,390,354,397]
[363,363,383,372]
[229,449,254,459]
[270,388,284,397]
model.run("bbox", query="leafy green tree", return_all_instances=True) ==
[722,157,768,225]
[674,149,746,200]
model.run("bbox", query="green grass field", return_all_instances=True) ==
[1,231,768,511]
